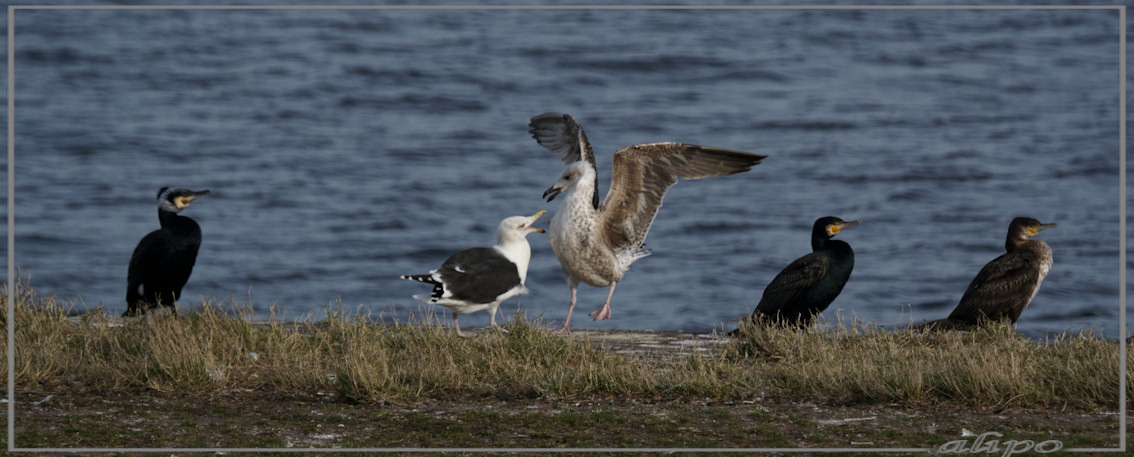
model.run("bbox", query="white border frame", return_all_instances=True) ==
[5,4,1126,454]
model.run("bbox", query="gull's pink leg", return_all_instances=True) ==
[553,287,578,335]
[489,306,509,333]
[588,281,617,321]
[453,311,475,338]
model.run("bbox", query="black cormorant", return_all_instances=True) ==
[942,217,1056,326]
[125,187,211,316]
[735,216,858,332]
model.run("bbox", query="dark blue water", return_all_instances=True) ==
[8,6,1125,338]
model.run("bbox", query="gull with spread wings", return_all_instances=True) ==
[530,112,767,334]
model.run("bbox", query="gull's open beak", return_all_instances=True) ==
[542,185,562,202]
[528,210,547,233]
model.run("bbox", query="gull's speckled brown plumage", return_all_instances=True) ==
[531,112,766,334]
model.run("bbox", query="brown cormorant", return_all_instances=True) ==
[734,216,858,333]
[401,211,546,337]
[125,187,210,316]
[945,217,1056,326]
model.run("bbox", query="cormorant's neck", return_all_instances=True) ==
[1005,232,1030,252]
[158,209,199,233]
[811,233,831,251]
[813,235,852,254]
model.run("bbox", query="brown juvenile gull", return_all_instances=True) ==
[401,211,546,337]
[920,217,1056,330]
[530,112,767,334]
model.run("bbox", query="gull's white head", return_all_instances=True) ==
[497,210,547,245]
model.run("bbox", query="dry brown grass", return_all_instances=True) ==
[2,281,1126,409]
[728,316,1124,409]
[2,281,754,404]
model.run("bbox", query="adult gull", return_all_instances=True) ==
[401,211,546,337]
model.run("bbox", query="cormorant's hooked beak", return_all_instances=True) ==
[829,220,860,236]
[1029,222,1057,235]
[186,189,211,201]
[542,185,562,203]
[174,189,211,209]
[528,210,547,233]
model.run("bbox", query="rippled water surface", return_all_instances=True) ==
[9,6,1125,338]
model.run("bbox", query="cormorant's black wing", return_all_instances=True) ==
[949,250,1043,323]
[753,252,829,316]
[436,247,521,304]
[127,229,170,302]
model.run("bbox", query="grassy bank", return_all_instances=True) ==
[2,282,1126,410]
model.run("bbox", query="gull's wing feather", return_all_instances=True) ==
[599,142,766,251]
[529,112,600,209]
